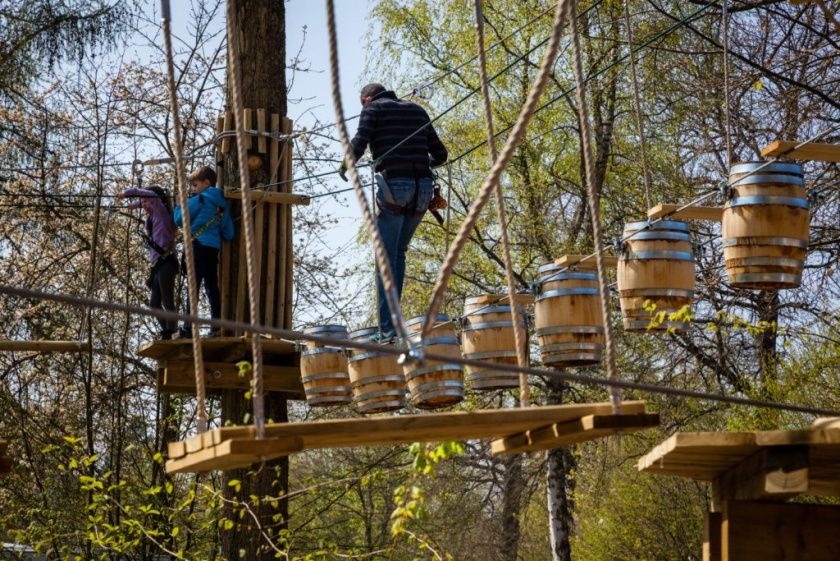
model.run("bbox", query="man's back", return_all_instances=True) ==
[351,90,448,175]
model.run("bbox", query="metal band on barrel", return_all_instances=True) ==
[302,371,350,382]
[302,347,347,356]
[729,161,802,176]
[624,220,689,232]
[351,374,405,386]
[535,325,604,336]
[729,273,801,285]
[464,350,518,360]
[728,174,804,187]
[462,320,516,331]
[405,364,464,380]
[540,342,604,353]
[727,195,808,209]
[304,385,352,395]
[536,288,598,301]
[623,250,694,261]
[618,288,694,298]
[729,257,804,268]
[542,352,601,364]
[722,236,808,249]
[622,231,691,242]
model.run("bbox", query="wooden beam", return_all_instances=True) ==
[712,446,809,507]
[166,401,649,472]
[243,108,252,150]
[0,439,9,474]
[722,500,840,561]
[256,109,267,154]
[491,413,659,454]
[0,340,91,353]
[224,190,310,206]
[221,111,233,154]
[703,511,723,561]
[760,140,840,163]
[166,437,304,473]
[554,254,618,268]
[647,203,723,221]
[161,360,303,395]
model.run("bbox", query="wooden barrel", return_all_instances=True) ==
[617,220,695,332]
[534,263,604,367]
[461,295,524,390]
[347,326,405,414]
[723,161,808,289]
[403,314,464,409]
[300,325,352,407]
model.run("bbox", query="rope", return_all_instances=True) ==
[161,0,208,434]
[621,0,654,209]
[324,0,410,344]
[225,0,267,439]
[722,0,733,166]
[473,0,530,407]
[420,0,573,342]
[445,165,453,258]
[6,283,840,419]
[570,0,622,412]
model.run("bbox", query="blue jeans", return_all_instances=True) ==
[375,175,434,337]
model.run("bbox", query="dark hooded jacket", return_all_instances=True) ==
[350,90,448,177]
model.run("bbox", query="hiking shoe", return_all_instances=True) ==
[370,331,395,344]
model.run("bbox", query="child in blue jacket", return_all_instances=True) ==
[174,166,234,337]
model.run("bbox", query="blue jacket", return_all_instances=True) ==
[174,186,234,249]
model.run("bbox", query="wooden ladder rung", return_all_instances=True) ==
[647,203,723,221]
[491,413,660,455]
[760,140,840,163]
[0,340,91,353]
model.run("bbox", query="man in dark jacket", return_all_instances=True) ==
[341,83,448,341]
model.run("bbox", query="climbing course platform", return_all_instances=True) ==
[139,336,303,397]
[760,140,840,162]
[646,203,723,221]
[0,439,10,474]
[165,400,658,473]
[639,419,840,561]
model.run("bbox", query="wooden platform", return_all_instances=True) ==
[638,422,840,500]
[140,337,303,397]
[647,203,723,221]
[166,400,657,473]
[0,440,10,474]
[0,340,90,353]
[760,140,840,163]
[554,254,618,268]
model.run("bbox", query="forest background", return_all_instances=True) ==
[0,0,838,560]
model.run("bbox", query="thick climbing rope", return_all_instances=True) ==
[225,0,267,439]
[473,0,530,407]
[420,0,573,343]
[161,0,208,433]
[621,0,654,209]
[569,0,622,412]
[324,0,410,345]
[722,0,733,165]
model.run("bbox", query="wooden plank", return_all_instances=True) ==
[253,203,265,309]
[256,109,267,154]
[168,439,186,460]
[0,456,11,474]
[138,337,296,361]
[638,432,760,480]
[166,437,304,473]
[269,113,281,184]
[0,439,7,455]
[647,203,723,221]
[722,500,840,561]
[491,413,659,454]
[236,227,247,326]
[0,340,90,353]
[215,116,225,167]
[224,190,310,206]
[712,446,809,506]
[161,360,303,394]
[221,111,233,154]
[812,417,840,431]
[243,108,252,150]
[703,511,722,561]
[264,203,279,327]
[760,140,840,162]
[214,400,646,449]
[220,233,232,327]
[282,117,294,329]
[554,255,618,268]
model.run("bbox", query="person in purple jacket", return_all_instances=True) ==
[116,185,179,340]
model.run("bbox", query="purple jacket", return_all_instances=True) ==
[122,188,177,265]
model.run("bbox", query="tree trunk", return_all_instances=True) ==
[545,377,575,561]
[220,2,288,560]
[498,454,524,561]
